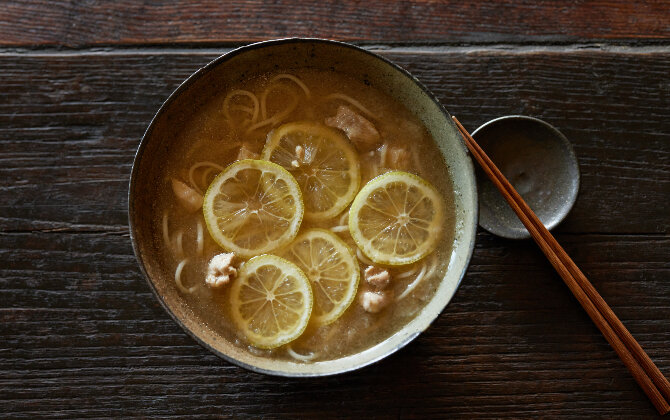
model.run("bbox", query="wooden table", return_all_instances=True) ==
[1,1,669,418]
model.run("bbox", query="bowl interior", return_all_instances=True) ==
[129,39,478,376]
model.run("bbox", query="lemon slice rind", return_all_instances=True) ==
[202,159,304,258]
[230,254,313,349]
[282,228,359,326]
[348,171,445,266]
[262,122,360,222]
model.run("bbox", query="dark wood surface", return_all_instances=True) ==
[1,2,669,418]
[1,1,670,46]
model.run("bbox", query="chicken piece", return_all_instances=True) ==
[387,146,412,170]
[205,252,237,288]
[237,144,259,160]
[325,105,380,151]
[360,290,393,313]
[171,179,203,213]
[364,265,391,290]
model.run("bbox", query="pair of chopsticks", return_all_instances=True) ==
[452,116,670,414]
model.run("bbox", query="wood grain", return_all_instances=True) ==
[0,47,668,417]
[0,0,669,47]
[1,231,668,417]
[1,48,668,234]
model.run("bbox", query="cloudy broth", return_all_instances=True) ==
[156,68,456,362]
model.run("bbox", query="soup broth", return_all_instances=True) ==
[156,68,456,363]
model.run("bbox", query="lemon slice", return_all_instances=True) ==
[230,255,313,349]
[203,159,303,258]
[262,122,360,222]
[349,171,445,265]
[282,229,359,325]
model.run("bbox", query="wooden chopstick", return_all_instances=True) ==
[451,116,670,415]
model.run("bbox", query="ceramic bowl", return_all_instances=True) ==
[472,115,580,239]
[128,38,478,376]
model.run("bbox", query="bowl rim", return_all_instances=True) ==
[128,37,478,377]
[471,114,580,239]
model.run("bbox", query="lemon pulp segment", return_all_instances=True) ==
[282,229,359,325]
[262,122,360,221]
[230,255,313,349]
[203,159,304,258]
[349,171,445,265]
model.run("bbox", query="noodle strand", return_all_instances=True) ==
[228,104,255,114]
[246,89,299,134]
[175,230,184,258]
[397,255,438,301]
[269,74,311,99]
[260,83,297,121]
[379,143,388,167]
[338,210,349,226]
[175,259,197,294]
[286,345,317,362]
[324,93,375,119]
[196,220,204,256]
[188,161,225,195]
[424,255,438,280]
[396,266,419,280]
[223,90,260,126]
[397,263,427,301]
[200,167,215,190]
[162,211,171,252]
[356,248,374,266]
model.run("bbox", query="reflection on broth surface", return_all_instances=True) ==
[156,68,456,362]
